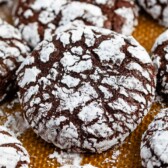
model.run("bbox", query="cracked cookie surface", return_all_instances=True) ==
[14,0,138,48]
[141,108,168,168]
[138,0,168,27]
[152,29,168,98]
[17,22,155,153]
[0,19,29,102]
[0,126,30,168]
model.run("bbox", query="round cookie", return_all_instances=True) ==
[0,126,30,168]
[17,22,155,153]
[138,0,168,27]
[152,29,168,98]
[141,108,168,168]
[14,0,138,48]
[0,19,29,102]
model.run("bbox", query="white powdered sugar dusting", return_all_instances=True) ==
[49,151,82,166]
[152,30,168,52]
[21,22,40,48]
[3,112,30,137]
[0,126,30,168]
[138,0,168,27]
[0,98,30,137]
[53,83,98,112]
[59,2,106,28]
[14,0,138,47]
[78,102,104,122]
[102,148,121,167]
[128,45,152,64]
[151,131,168,163]
[60,52,93,73]
[61,75,80,88]
[39,41,55,63]
[0,20,21,39]
[115,7,137,36]
[0,19,29,63]
[141,108,168,168]
[18,67,41,88]
[49,150,97,168]
[17,23,155,153]
[0,18,29,101]
[93,38,125,64]
[152,29,168,95]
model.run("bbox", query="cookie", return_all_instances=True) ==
[0,19,30,102]
[141,108,168,168]
[138,0,168,27]
[152,29,168,98]
[0,126,30,168]
[14,0,138,48]
[17,22,155,153]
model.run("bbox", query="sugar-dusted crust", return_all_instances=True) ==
[17,22,155,153]
[0,126,30,168]
[141,108,168,168]
[0,19,29,102]
[152,29,168,98]
[138,0,168,27]
[14,0,138,48]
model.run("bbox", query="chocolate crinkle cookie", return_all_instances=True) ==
[0,19,29,102]
[14,0,138,48]
[141,108,168,168]
[138,0,168,27]
[17,22,155,153]
[152,29,168,98]
[0,126,30,168]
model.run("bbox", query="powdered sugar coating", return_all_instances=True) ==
[59,2,106,27]
[152,30,168,52]
[17,23,155,153]
[0,19,29,102]
[141,108,168,168]
[14,0,138,48]
[0,126,30,168]
[138,0,168,27]
[152,29,168,97]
